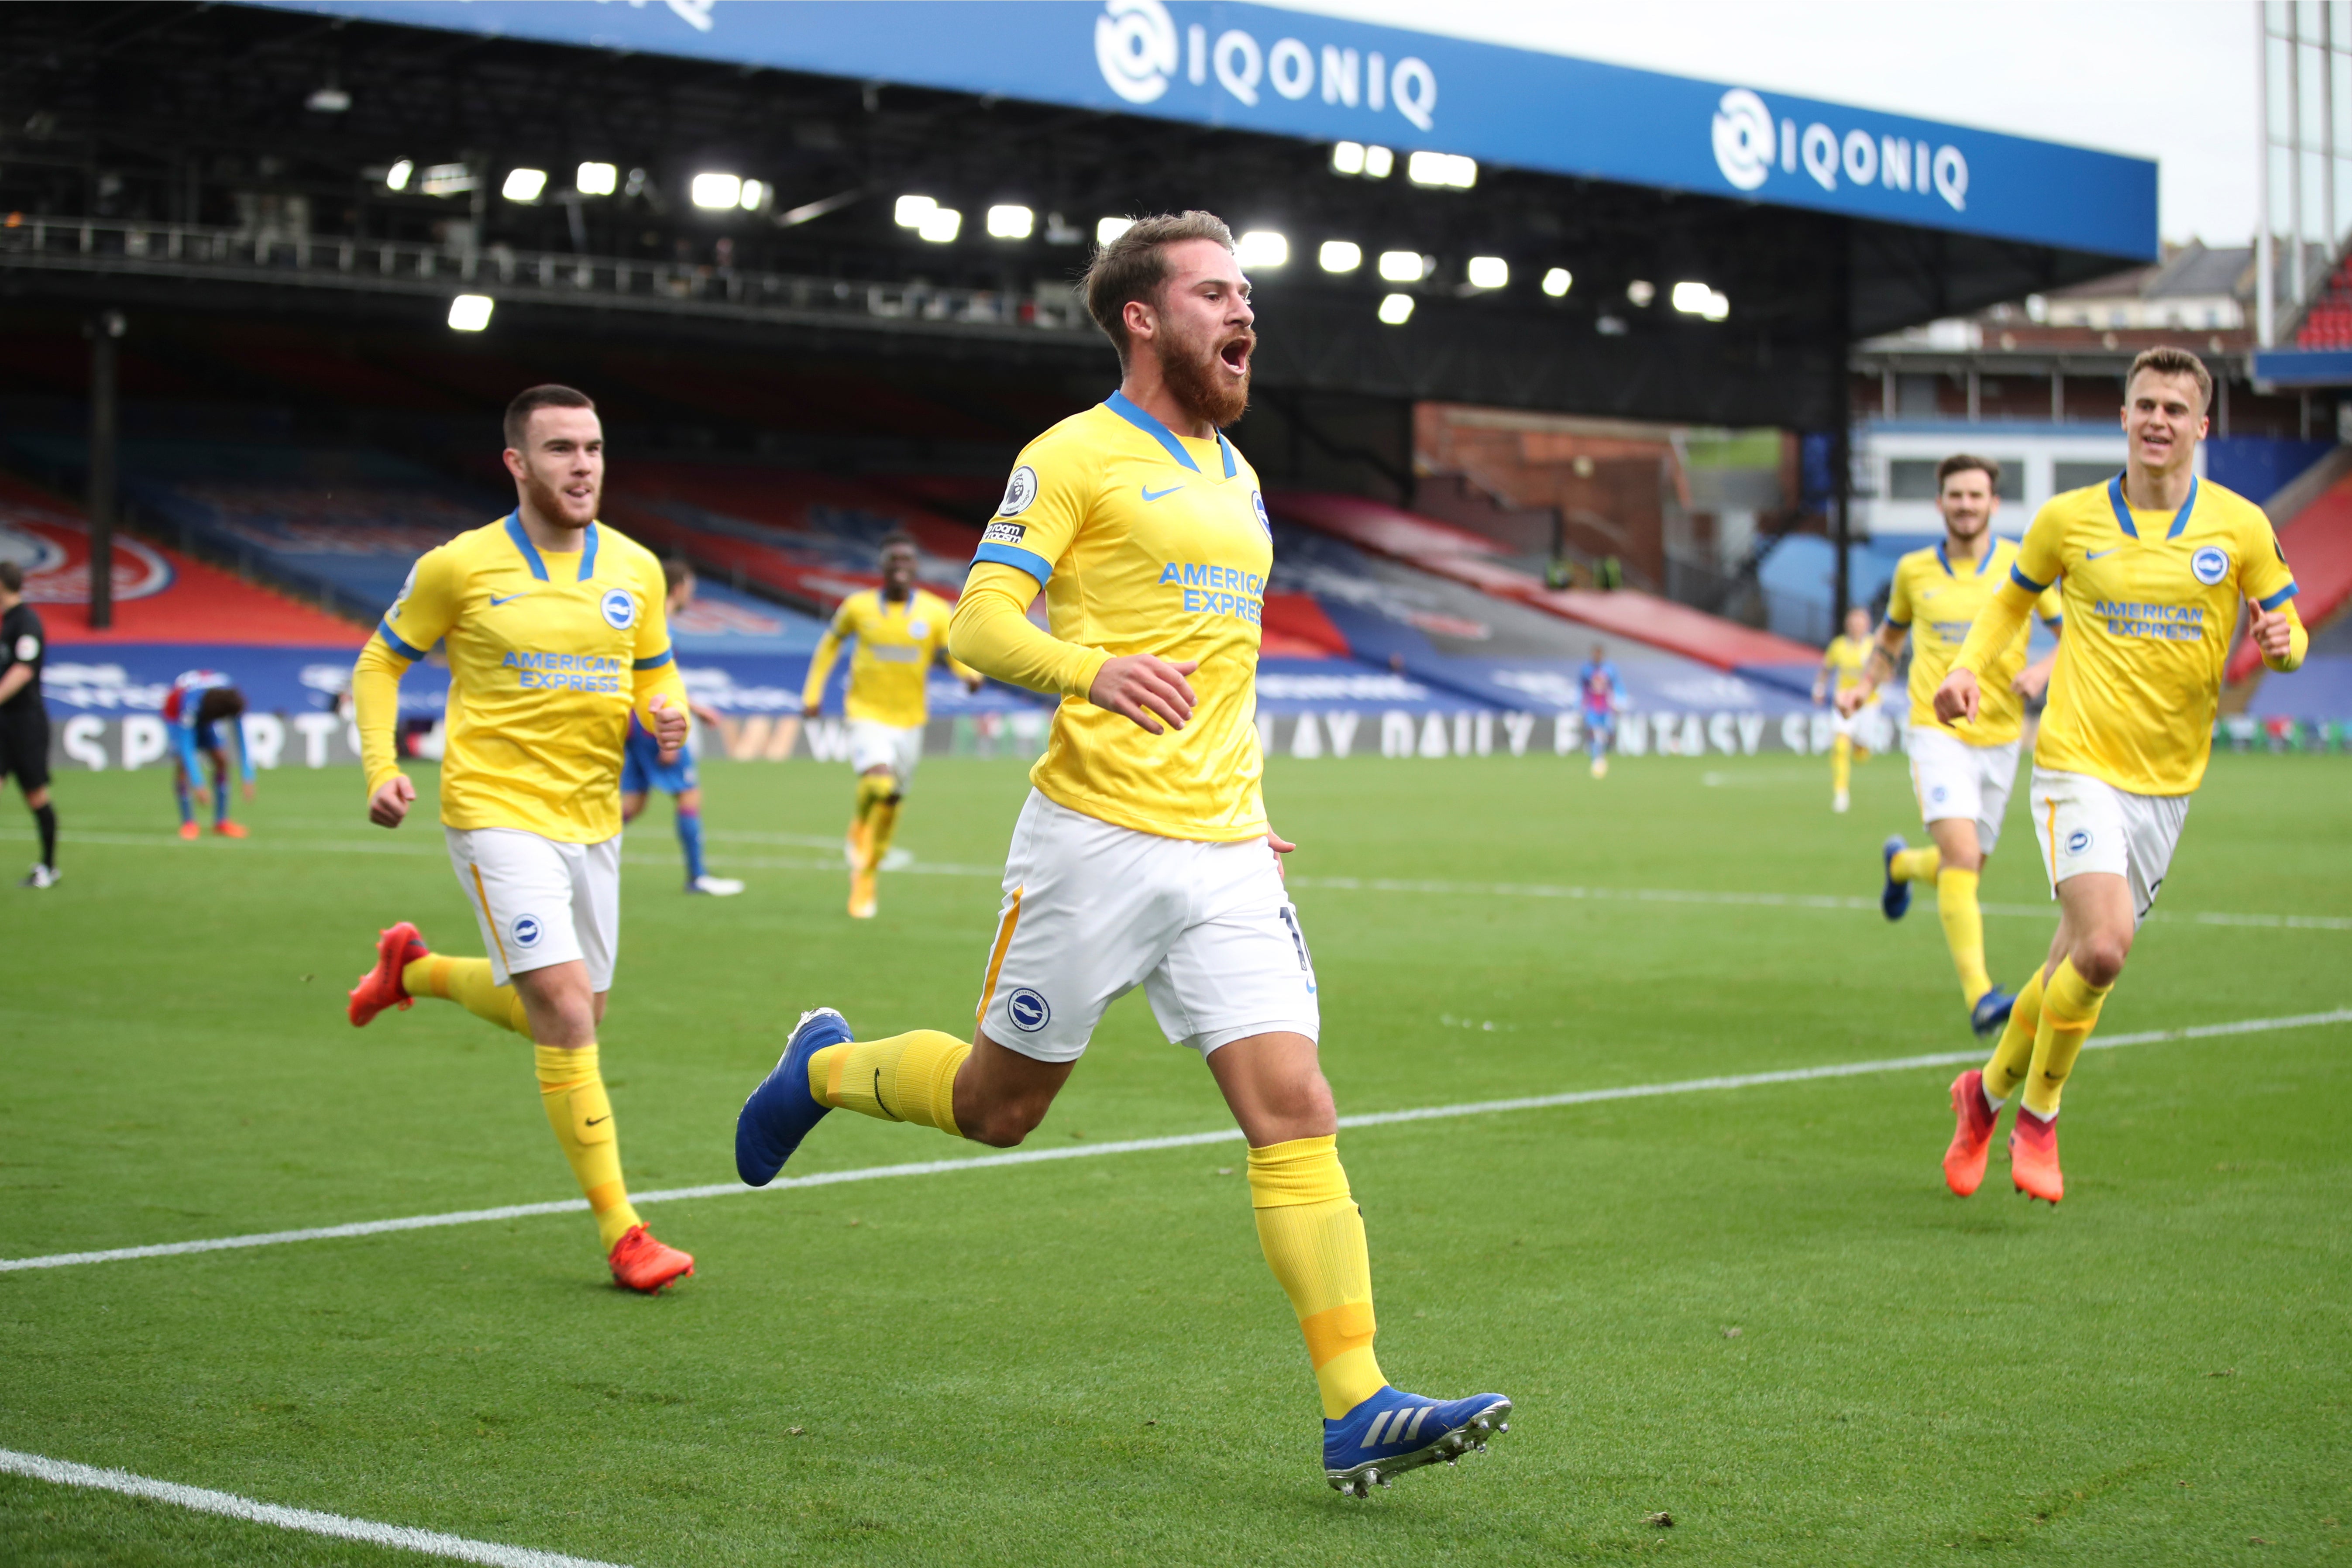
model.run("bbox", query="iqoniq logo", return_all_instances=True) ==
[1711,86,1971,213]
[1093,0,1440,131]
[1097,0,1179,104]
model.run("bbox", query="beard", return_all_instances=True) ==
[1158,316,1253,429]
[523,467,598,529]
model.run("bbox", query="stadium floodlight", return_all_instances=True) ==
[384,159,413,193]
[895,194,939,227]
[1466,255,1509,289]
[1096,216,1135,245]
[1331,141,1366,176]
[1542,267,1572,297]
[1672,281,1731,321]
[691,172,743,210]
[447,294,495,332]
[739,179,766,211]
[917,206,963,243]
[1406,151,1477,189]
[305,86,351,113]
[501,168,548,203]
[987,204,1035,240]
[1377,249,1425,283]
[1377,292,1415,325]
[420,163,476,196]
[1626,279,1656,306]
[1234,230,1288,268]
[1364,145,1394,179]
[1318,240,1362,273]
[575,162,618,196]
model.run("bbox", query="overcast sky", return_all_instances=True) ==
[1280,0,2259,247]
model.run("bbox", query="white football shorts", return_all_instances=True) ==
[1907,726,2022,853]
[2026,767,2191,928]
[976,790,1320,1064]
[445,825,620,990]
[848,719,924,786]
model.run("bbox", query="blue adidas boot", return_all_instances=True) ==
[1881,836,1913,922]
[1324,1386,1513,1496]
[1970,986,2017,1041]
[735,1007,853,1186]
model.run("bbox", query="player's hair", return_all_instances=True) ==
[877,530,917,557]
[503,384,597,450]
[2126,346,2213,412]
[0,560,21,592]
[660,555,694,592]
[1936,453,2001,490]
[1082,210,1236,366]
[195,686,245,725]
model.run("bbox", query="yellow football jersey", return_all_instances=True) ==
[973,392,1270,842]
[1993,476,2297,795]
[365,513,685,842]
[801,587,974,728]
[1820,634,1873,693]
[1885,537,2063,745]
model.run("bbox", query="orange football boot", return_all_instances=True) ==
[348,922,428,1027]
[846,816,871,869]
[178,821,199,841]
[848,866,877,919]
[1943,1069,2000,1197]
[2009,1109,2064,1204]
[609,1225,695,1293]
[214,820,248,839]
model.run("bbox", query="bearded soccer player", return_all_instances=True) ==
[1934,348,2303,1204]
[736,212,1510,1494]
[799,531,980,918]
[344,384,697,1292]
[1814,606,1877,812]
[1840,454,2061,1038]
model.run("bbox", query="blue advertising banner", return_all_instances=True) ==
[249,0,2156,261]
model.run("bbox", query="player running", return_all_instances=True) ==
[163,670,254,840]
[736,212,1510,1495]
[0,560,60,887]
[1840,455,2061,1038]
[1578,643,1619,778]
[1813,607,1876,813]
[620,557,743,897]
[798,531,980,918]
[1934,348,2304,1204]
[343,383,697,1292]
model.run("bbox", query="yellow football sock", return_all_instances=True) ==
[865,797,902,871]
[1981,964,2043,1102]
[1831,735,1852,795]
[534,1044,640,1252]
[1890,846,1940,883]
[1248,1135,1387,1420]
[854,772,893,825]
[1935,868,1993,1005]
[810,1030,968,1135]
[405,955,530,1035]
[2022,959,2110,1120]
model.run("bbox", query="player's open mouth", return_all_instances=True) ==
[1219,336,1252,375]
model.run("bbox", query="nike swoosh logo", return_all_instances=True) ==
[585,1115,609,1126]
[2085,547,2119,560]
[1140,484,1183,502]
[488,592,529,606]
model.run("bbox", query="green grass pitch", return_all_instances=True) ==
[1,748,2347,1565]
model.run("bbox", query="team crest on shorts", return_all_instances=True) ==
[512,914,543,948]
[2190,545,2229,586]
[600,588,637,629]
[2065,829,2091,854]
[1931,785,1949,803]
[1006,987,1051,1032]
[998,465,1039,516]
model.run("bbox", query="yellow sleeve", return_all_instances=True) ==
[1884,560,1914,628]
[377,547,457,662]
[629,554,689,728]
[353,634,411,796]
[973,439,1091,589]
[800,600,854,710]
[2239,512,2306,671]
[948,561,1108,699]
[2036,582,2066,625]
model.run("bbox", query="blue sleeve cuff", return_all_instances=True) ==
[1883,615,1910,629]
[633,649,674,670]
[2008,564,2051,594]
[2259,582,2300,611]
[972,541,1053,586]
[2042,614,2064,627]
[377,621,426,661]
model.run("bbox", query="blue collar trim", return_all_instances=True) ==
[2108,473,2198,542]
[504,512,550,581]
[579,522,598,580]
[1105,390,1234,478]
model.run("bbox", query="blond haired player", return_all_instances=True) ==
[1813,606,1877,812]
[344,385,696,1293]
[800,531,980,918]
[1934,348,2304,1204]
[736,212,1509,1495]
[1840,454,2061,1038]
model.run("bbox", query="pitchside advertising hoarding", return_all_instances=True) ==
[252,0,2156,261]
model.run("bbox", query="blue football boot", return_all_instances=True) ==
[1881,836,1913,922]
[1970,986,2017,1041]
[1324,1386,1512,1496]
[734,1007,853,1186]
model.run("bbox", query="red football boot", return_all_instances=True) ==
[214,820,248,839]
[178,821,199,841]
[347,922,427,1027]
[1943,1069,2000,1197]
[2010,1108,2064,1204]
[609,1225,695,1293]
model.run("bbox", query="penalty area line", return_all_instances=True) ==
[0,1448,628,1568]
[5,1008,2346,1277]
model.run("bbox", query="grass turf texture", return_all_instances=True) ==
[1,752,2347,1566]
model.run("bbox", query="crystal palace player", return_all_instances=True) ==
[1578,642,1619,778]
[344,384,696,1292]
[1935,348,2304,1204]
[735,212,1510,1494]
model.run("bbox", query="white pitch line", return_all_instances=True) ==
[5,1008,2345,1277]
[0,1448,628,1568]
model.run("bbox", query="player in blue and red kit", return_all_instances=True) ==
[619,558,743,896]
[163,670,254,839]
[1578,645,1620,778]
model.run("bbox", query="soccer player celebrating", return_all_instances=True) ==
[798,531,980,918]
[0,560,60,887]
[1840,455,2062,1038]
[163,670,254,840]
[737,213,1510,1494]
[620,557,743,897]
[1934,348,2304,1204]
[1813,607,1877,812]
[343,384,696,1292]
[1578,641,1619,778]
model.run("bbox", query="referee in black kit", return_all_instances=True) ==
[0,560,59,887]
